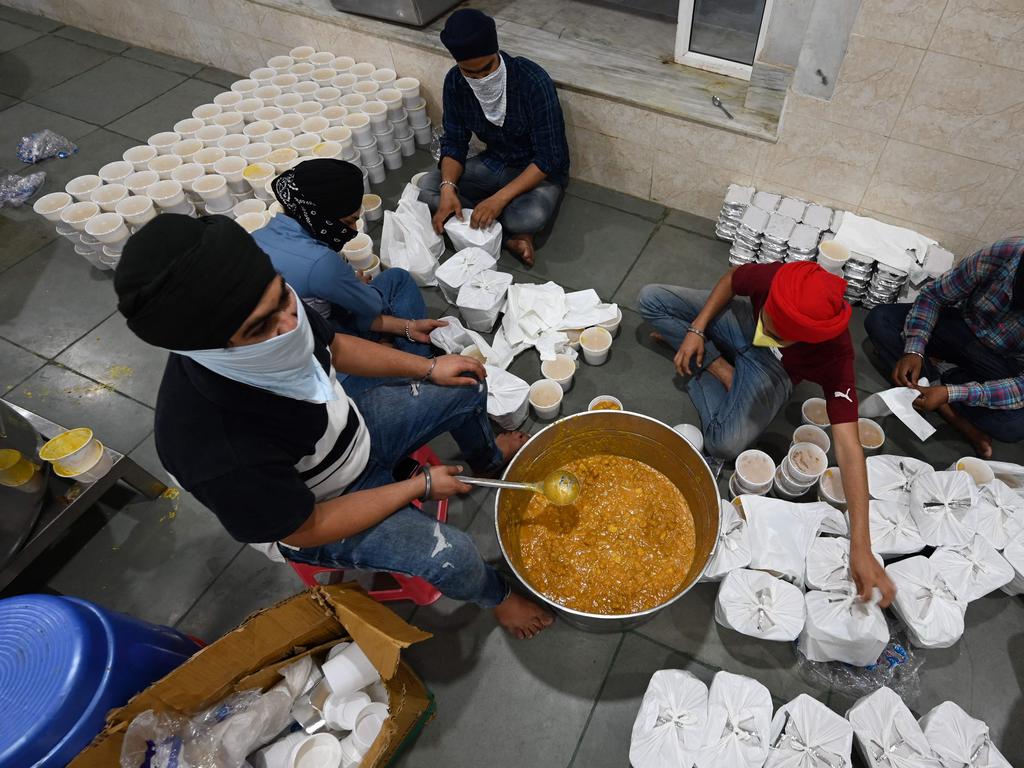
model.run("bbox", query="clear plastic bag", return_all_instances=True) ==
[16,129,77,163]
[0,169,46,207]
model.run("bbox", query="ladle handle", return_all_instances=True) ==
[455,476,537,492]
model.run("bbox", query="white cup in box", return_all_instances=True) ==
[323,690,370,731]
[321,642,380,695]
[289,733,342,768]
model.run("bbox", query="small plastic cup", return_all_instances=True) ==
[354,80,379,99]
[792,423,830,454]
[170,162,204,194]
[540,354,575,391]
[270,72,298,92]
[361,193,383,221]
[363,101,389,127]
[301,115,329,136]
[588,395,623,411]
[380,144,402,171]
[413,123,433,146]
[289,62,315,80]
[148,153,182,180]
[213,90,243,108]
[350,61,375,81]
[599,307,623,337]
[529,379,563,420]
[196,124,227,148]
[85,211,129,248]
[214,111,245,134]
[249,66,276,84]
[314,86,341,107]
[98,160,134,185]
[818,240,850,275]
[332,55,355,73]
[191,102,222,123]
[233,96,264,121]
[672,424,704,452]
[272,112,304,132]
[396,76,420,107]
[116,195,156,227]
[952,456,994,485]
[243,120,274,140]
[230,78,258,95]
[377,87,402,111]
[342,233,373,266]
[406,97,429,128]
[857,418,885,452]
[274,92,303,113]
[333,72,358,93]
[295,100,323,118]
[268,54,294,72]
[147,130,181,154]
[321,105,348,127]
[801,397,830,427]
[311,67,337,86]
[253,84,281,105]
[323,691,371,731]
[195,147,226,174]
[294,80,318,98]
[374,123,397,153]
[243,161,275,190]
[397,131,416,157]
[322,642,380,695]
[232,198,266,218]
[366,156,386,184]
[310,51,336,66]
[235,211,266,233]
[785,441,828,484]
[291,133,321,156]
[266,129,295,150]
[171,138,203,163]
[817,467,846,510]
[125,170,159,196]
[773,465,810,499]
[33,191,73,222]
[289,733,342,768]
[173,117,204,139]
[65,174,103,202]
[240,142,273,164]
[371,67,396,89]
[313,141,343,160]
[340,93,367,114]
[148,179,186,210]
[60,200,100,231]
[193,174,232,211]
[52,438,112,483]
[38,427,102,474]
[123,144,158,171]
[579,326,613,365]
[268,147,298,173]
[363,254,381,278]
[217,132,250,156]
[735,449,776,493]
[254,105,284,124]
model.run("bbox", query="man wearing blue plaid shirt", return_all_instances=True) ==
[417,8,569,268]
[865,237,1024,457]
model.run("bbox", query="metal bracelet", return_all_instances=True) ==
[440,180,458,193]
[687,327,706,339]
[405,321,414,343]
[905,350,925,359]
[422,357,437,381]
[420,466,432,501]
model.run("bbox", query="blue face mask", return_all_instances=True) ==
[176,287,338,403]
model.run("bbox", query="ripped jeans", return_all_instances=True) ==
[280,377,510,607]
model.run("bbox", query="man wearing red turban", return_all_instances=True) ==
[639,262,895,607]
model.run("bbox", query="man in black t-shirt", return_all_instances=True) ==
[114,214,553,640]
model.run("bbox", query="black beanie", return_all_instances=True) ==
[114,214,277,351]
[440,8,498,62]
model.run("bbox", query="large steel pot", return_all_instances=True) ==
[495,411,721,632]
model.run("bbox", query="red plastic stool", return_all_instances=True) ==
[288,445,448,606]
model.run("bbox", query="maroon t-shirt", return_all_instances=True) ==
[732,263,859,425]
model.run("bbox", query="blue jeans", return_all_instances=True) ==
[335,268,433,397]
[638,284,793,460]
[282,378,510,607]
[865,303,1024,443]
[418,156,563,236]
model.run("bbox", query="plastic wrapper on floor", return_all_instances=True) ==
[714,569,805,642]
[696,671,772,768]
[909,470,978,547]
[846,686,942,768]
[885,556,966,649]
[917,701,1011,768]
[765,693,853,768]
[629,669,708,768]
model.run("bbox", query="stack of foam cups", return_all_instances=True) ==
[774,441,828,499]
[730,449,775,499]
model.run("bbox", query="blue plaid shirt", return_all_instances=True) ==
[904,238,1024,408]
[440,52,569,185]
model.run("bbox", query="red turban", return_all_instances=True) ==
[763,262,851,344]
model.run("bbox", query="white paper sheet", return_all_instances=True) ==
[798,587,890,667]
[483,365,529,431]
[868,499,926,559]
[847,687,942,768]
[909,470,978,546]
[500,282,618,362]
[629,669,708,768]
[714,569,806,641]
[931,535,1014,602]
[886,556,966,649]
[701,500,751,582]
[918,701,1011,768]
[736,495,828,587]
[766,694,853,768]
[859,388,936,441]
[697,672,772,768]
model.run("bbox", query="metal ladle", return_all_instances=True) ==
[456,469,582,506]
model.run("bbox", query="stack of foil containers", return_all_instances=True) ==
[787,223,820,261]
[730,206,768,265]
[759,212,796,263]
[715,184,754,240]
[861,263,909,309]
[842,253,875,304]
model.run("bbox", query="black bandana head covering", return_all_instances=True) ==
[272,158,363,249]
[114,214,277,351]
[441,8,498,62]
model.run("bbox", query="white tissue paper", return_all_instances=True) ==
[1002,535,1024,595]
[456,270,514,332]
[834,212,936,274]
[918,701,1012,768]
[866,455,934,506]
[798,587,889,667]
[930,535,1014,602]
[805,537,884,592]
[434,247,497,303]
[701,500,751,582]
[379,184,444,286]
[859,388,936,441]
[766,694,853,768]
[559,289,620,330]
[886,556,966,649]
[443,209,502,257]
[736,495,828,587]
[501,283,619,361]
[909,470,978,547]
[483,364,529,431]
[868,499,926,559]
[714,569,806,641]
[847,687,942,768]
[629,669,708,768]
[697,672,772,768]
[975,479,1024,550]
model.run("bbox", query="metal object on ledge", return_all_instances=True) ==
[328,0,461,28]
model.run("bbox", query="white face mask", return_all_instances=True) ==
[177,286,338,403]
[463,55,507,127]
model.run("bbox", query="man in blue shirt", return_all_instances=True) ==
[418,8,569,267]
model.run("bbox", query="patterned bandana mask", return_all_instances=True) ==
[272,168,358,250]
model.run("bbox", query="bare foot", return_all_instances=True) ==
[649,331,672,350]
[505,234,535,267]
[496,431,530,463]
[707,357,735,391]
[494,592,554,639]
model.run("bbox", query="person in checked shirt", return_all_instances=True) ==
[865,237,1024,458]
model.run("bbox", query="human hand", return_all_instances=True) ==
[471,194,506,229]
[892,353,923,387]
[407,318,448,343]
[357,269,371,285]
[912,385,949,412]
[432,186,463,234]
[850,545,896,607]
[424,465,472,500]
[428,354,486,386]
[674,332,705,376]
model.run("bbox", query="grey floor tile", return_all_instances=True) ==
[635,580,829,703]
[0,237,118,358]
[28,128,137,196]
[0,101,97,150]
[0,18,40,51]
[5,363,154,452]
[107,77,222,141]
[46,467,243,627]
[31,56,186,125]
[52,25,129,53]
[571,633,721,768]
[193,65,241,88]
[0,336,45,394]
[664,208,719,240]
[55,311,168,408]
[173,543,302,641]
[566,178,666,222]
[496,195,657,299]
[123,46,202,76]
[0,92,15,110]
[0,7,62,32]
[395,596,621,768]
[0,35,110,99]
[612,224,731,310]
[0,203,56,272]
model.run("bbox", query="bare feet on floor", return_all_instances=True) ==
[494,592,554,639]
[496,431,530,463]
[505,234,535,267]
[706,357,735,391]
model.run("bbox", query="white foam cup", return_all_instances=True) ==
[65,174,102,202]
[396,77,420,107]
[580,326,613,365]
[397,132,415,157]
[268,54,294,72]
[818,240,850,275]
[289,733,341,768]
[274,113,305,132]
[268,148,298,173]
[294,101,323,119]
[353,80,379,98]
[323,125,353,149]
[148,179,188,211]
[275,93,303,113]
[371,67,396,88]
[230,78,258,95]
[785,441,828,484]
[599,307,623,337]
[363,101,388,127]
[313,141,343,160]
[148,154,182,180]
[171,138,203,162]
[236,211,266,233]
[540,354,576,391]
[363,254,381,278]
[322,642,380,695]
[195,147,226,174]
[341,93,366,114]
[406,97,429,128]
[170,162,204,193]
[289,62,315,80]
[801,397,830,427]
[271,72,298,92]
[321,105,348,126]
[529,379,563,420]
[311,67,336,86]
[291,133,321,155]
[173,117,204,139]
[33,191,72,221]
[792,423,830,454]
[196,124,227,148]
[374,123,396,152]
[352,708,386,752]
[116,195,156,227]
[213,90,243,108]
[254,106,284,124]
[85,212,129,250]
[123,144,158,171]
[332,72,357,93]
[366,156,385,184]
[361,193,382,221]
[294,80,318,98]
[254,85,282,105]
[952,456,994,485]
[218,132,250,155]
[310,51,335,66]
[350,62,375,81]
[60,201,100,231]
[413,124,432,146]
[193,174,232,211]
[243,120,274,140]
[301,116,329,136]
[342,233,373,266]
[357,138,379,166]
[91,183,128,213]
[817,467,846,509]
[243,162,275,193]
[125,170,159,196]
[192,102,222,123]
[735,449,776,493]
[232,198,266,218]
[314,86,341,107]
[267,129,295,150]
[673,424,704,452]
[332,55,355,73]
[249,66,276,84]
[147,130,181,154]
[857,417,885,452]
[240,142,273,164]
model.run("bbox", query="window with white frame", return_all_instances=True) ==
[675,0,775,80]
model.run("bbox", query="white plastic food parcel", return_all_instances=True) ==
[629,669,708,768]
[885,556,966,649]
[696,671,772,768]
[714,569,805,642]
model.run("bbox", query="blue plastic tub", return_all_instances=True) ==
[0,595,199,767]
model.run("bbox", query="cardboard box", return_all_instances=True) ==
[70,584,433,768]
